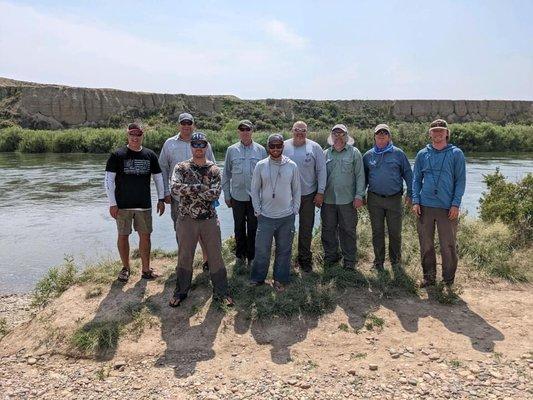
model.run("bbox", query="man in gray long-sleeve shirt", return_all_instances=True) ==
[283,121,326,272]
[158,112,215,270]
[250,134,301,291]
[222,119,267,267]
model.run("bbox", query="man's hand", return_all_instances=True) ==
[164,195,171,204]
[412,204,421,218]
[225,197,233,208]
[353,198,364,209]
[404,196,412,206]
[448,206,460,220]
[313,193,324,208]
[109,206,119,219]
[157,201,165,216]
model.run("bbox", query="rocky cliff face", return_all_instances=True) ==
[1,77,531,129]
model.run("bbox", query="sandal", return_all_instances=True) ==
[219,295,235,307]
[117,268,130,282]
[141,268,159,280]
[169,290,186,307]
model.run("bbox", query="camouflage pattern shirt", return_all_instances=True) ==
[171,159,221,220]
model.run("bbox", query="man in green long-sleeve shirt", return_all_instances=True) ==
[321,124,366,269]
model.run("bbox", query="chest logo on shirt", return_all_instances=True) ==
[124,159,150,175]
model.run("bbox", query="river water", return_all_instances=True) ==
[0,152,531,294]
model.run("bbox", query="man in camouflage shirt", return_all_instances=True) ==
[169,132,233,307]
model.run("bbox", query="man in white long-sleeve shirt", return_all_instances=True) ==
[104,123,165,283]
[158,113,215,270]
[250,134,301,291]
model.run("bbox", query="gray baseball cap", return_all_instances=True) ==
[331,124,348,133]
[178,112,194,123]
[267,133,284,144]
[238,119,254,129]
[374,124,391,134]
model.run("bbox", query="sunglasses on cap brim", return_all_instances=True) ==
[191,141,208,148]
[180,120,193,126]
[268,143,283,149]
[238,126,252,132]
[375,130,390,135]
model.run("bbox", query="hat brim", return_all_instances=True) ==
[327,135,354,146]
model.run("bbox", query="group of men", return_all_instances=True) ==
[104,113,466,307]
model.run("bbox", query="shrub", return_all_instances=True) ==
[479,170,533,243]
[18,131,51,152]
[0,127,23,151]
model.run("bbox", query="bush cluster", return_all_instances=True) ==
[1,121,532,154]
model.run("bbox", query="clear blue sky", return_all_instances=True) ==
[1,0,532,99]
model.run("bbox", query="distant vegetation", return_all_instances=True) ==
[1,121,532,154]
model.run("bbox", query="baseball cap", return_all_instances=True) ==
[267,133,284,144]
[374,124,391,134]
[191,132,207,143]
[429,119,448,132]
[178,112,194,123]
[331,124,348,133]
[238,119,254,130]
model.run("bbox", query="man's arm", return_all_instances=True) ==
[353,149,366,200]
[197,167,222,201]
[171,164,203,199]
[104,171,117,206]
[451,150,466,207]
[315,144,327,194]
[158,143,172,197]
[250,163,262,216]
[400,151,413,198]
[291,165,301,214]
[411,152,423,205]
[221,148,232,205]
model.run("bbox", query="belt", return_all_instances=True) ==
[369,190,403,198]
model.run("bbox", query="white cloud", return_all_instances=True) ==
[263,19,307,48]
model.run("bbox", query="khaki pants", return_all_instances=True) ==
[417,206,459,284]
[175,215,229,299]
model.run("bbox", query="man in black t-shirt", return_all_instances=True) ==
[104,123,166,282]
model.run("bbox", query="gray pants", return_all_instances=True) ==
[321,202,358,266]
[297,192,316,268]
[175,215,229,299]
[367,192,403,266]
[417,206,459,284]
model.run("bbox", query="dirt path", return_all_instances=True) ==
[1,279,531,399]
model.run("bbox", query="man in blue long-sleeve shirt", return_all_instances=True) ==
[363,124,413,272]
[412,119,466,290]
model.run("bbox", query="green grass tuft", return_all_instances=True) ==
[71,321,122,354]
[32,257,77,307]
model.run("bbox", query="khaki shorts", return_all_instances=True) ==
[116,209,152,235]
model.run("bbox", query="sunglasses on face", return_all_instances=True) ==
[375,130,390,136]
[191,141,207,149]
[268,143,283,149]
[180,121,193,126]
[238,126,252,132]
[293,128,307,133]
[128,132,143,137]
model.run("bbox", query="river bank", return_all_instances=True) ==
[1,121,533,154]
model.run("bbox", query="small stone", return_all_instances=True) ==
[299,382,311,389]
[27,358,37,365]
[391,353,400,359]
[408,378,418,386]
[132,383,142,390]
[421,349,431,356]
[348,369,357,376]
[428,354,440,361]
[489,370,503,379]
[113,360,126,370]
[399,377,408,384]
[369,364,378,371]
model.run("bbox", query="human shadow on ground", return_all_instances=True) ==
[146,271,225,378]
[375,265,505,353]
[78,276,148,361]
